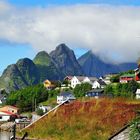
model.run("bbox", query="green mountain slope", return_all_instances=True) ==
[33,51,62,81]
[0,58,39,91]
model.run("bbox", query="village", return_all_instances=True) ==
[1,66,140,139]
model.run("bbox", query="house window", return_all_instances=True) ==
[0,116,2,119]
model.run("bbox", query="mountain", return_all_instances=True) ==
[50,43,83,77]
[0,44,138,91]
[78,51,137,77]
[0,44,83,91]
[118,63,138,71]
[33,51,62,81]
[16,58,39,85]
[0,58,39,91]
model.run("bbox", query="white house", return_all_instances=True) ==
[136,89,140,99]
[0,95,6,105]
[57,92,76,104]
[0,89,6,105]
[70,76,97,88]
[82,77,90,83]
[70,76,84,88]
[100,76,111,85]
[38,105,52,113]
[0,111,13,121]
[92,79,106,89]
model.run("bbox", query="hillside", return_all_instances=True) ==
[0,58,39,91]
[22,98,140,140]
[33,51,62,81]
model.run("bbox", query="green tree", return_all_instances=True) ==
[104,84,114,94]
[110,75,120,83]
[6,84,49,112]
[73,83,92,97]
[128,80,139,93]
[62,80,70,87]
[36,108,44,116]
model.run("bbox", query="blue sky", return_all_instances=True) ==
[8,0,140,6]
[0,0,140,75]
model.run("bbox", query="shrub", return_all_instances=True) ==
[36,108,44,116]
[74,83,92,97]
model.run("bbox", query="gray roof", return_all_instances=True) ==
[97,79,106,86]
[75,76,87,82]
[60,92,74,97]
[88,77,98,82]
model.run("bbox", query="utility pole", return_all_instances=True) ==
[35,98,36,111]
[10,123,16,140]
[32,97,34,112]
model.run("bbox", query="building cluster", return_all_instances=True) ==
[56,75,111,104]
[120,67,140,83]
[64,75,110,89]
[43,75,112,104]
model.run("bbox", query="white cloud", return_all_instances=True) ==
[0,1,140,63]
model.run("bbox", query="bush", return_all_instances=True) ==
[28,113,32,119]
[129,118,140,140]
[104,81,139,98]
[36,108,44,116]
[74,83,92,97]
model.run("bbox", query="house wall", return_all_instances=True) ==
[136,94,140,99]
[70,77,81,88]
[0,106,18,114]
[0,115,10,121]
[92,81,100,89]
[103,79,111,85]
[135,74,140,81]
[57,95,75,104]
[83,77,90,83]
[120,77,133,83]
[57,96,67,104]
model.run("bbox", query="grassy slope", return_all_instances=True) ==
[22,98,140,140]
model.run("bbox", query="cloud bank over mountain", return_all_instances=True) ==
[0,1,140,63]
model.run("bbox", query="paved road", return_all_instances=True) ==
[0,131,12,140]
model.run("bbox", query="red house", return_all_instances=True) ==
[120,74,135,83]
[134,67,140,81]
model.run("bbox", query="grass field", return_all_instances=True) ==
[21,98,140,140]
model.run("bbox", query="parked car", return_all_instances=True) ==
[15,118,30,123]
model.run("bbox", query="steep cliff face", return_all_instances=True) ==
[50,43,83,77]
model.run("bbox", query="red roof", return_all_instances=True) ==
[1,111,17,117]
[64,76,73,80]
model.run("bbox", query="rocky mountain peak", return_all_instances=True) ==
[50,44,83,76]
